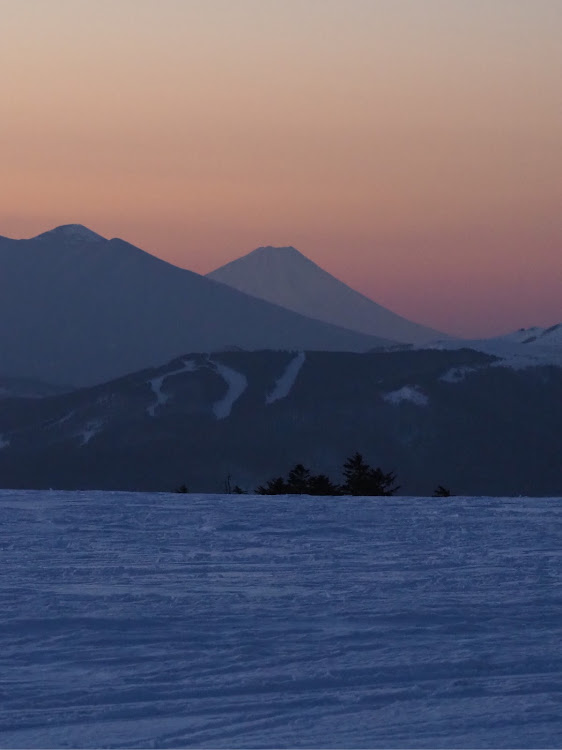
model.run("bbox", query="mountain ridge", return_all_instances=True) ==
[208,245,444,344]
[0,226,393,386]
[1,347,560,496]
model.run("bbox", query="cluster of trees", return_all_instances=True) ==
[256,452,399,496]
[174,453,452,496]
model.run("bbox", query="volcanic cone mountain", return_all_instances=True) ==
[0,226,392,387]
[208,246,443,344]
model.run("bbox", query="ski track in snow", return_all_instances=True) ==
[439,366,478,383]
[266,351,306,404]
[79,419,103,446]
[426,338,562,370]
[210,361,247,419]
[50,410,76,428]
[382,385,429,406]
[0,492,561,749]
[147,360,197,417]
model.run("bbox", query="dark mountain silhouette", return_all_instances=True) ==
[0,225,393,386]
[208,245,443,344]
[0,347,560,496]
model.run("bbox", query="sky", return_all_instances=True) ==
[1,0,560,337]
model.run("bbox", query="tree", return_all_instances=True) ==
[256,476,289,495]
[433,485,452,497]
[256,464,341,495]
[286,464,312,493]
[341,452,399,496]
[174,483,189,494]
[223,474,246,494]
[256,456,399,497]
[306,473,341,496]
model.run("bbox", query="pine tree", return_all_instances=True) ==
[286,464,312,493]
[256,464,341,495]
[256,476,289,495]
[306,473,341,496]
[341,452,398,496]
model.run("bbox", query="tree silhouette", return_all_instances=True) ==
[433,485,452,497]
[256,464,341,495]
[256,476,289,495]
[306,473,341,496]
[256,454,398,496]
[286,464,312,493]
[341,452,398,496]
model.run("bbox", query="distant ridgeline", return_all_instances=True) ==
[0,226,394,387]
[0,348,561,496]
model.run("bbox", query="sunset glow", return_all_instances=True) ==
[1,0,560,336]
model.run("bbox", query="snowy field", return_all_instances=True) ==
[1,491,561,748]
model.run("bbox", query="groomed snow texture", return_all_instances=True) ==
[1,491,561,748]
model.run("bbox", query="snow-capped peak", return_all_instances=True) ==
[252,245,303,255]
[487,323,562,347]
[242,245,316,267]
[207,245,444,345]
[33,224,106,243]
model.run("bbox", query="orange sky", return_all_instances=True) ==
[1,0,561,337]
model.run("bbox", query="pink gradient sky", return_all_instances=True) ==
[1,0,560,337]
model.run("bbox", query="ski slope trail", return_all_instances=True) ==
[210,360,248,419]
[0,492,561,748]
[147,360,197,416]
[266,351,306,404]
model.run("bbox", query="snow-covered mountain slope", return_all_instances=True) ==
[1,491,561,749]
[492,323,562,347]
[0,226,393,387]
[207,245,444,345]
[1,348,560,496]
[426,323,562,368]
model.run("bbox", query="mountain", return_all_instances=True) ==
[207,245,443,344]
[0,225,393,387]
[491,324,562,347]
[1,348,560,496]
[0,376,70,400]
[425,323,562,369]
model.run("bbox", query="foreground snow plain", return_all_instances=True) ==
[1,491,561,748]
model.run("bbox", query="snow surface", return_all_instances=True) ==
[439,366,479,383]
[1,490,561,749]
[427,323,562,369]
[382,385,429,406]
[51,410,76,427]
[147,360,197,417]
[266,351,306,404]
[492,324,562,347]
[78,419,103,446]
[210,360,248,419]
